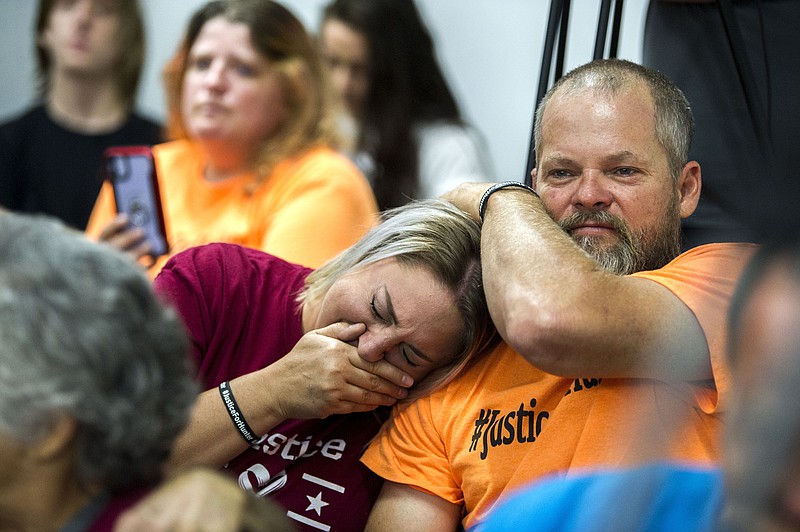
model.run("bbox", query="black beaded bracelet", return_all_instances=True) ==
[478,181,539,222]
[218,380,260,445]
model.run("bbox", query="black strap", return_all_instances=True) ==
[556,0,572,79]
[594,0,613,59]
[526,0,624,184]
[526,0,568,185]
[609,0,625,59]
[594,0,625,60]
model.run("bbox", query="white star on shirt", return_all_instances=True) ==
[306,491,330,516]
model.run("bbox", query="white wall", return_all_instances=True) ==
[0,0,648,184]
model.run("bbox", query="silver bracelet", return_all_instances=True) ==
[478,181,538,222]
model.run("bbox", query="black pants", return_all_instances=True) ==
[643,0,800,249]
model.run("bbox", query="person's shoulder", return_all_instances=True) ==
[121,111,164,140]
[0,104,45,123]
[630,243,757,284]
[293,145,361,172]
[162,243,311,285]
[671,242,759,267]
[0,106,50,156]
[152,138,196,160]
[680,241,759,255]
[0,104,48,135]
[167,242,280,268]
[423,341,529,401]
[282,145,372,189]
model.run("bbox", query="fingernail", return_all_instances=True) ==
[402,375,413,387]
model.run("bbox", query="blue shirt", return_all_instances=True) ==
[473,463,724,532]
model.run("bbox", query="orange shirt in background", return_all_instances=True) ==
[86,140,378,276]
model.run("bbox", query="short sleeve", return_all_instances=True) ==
[631,243,757,414]
[361,396,464,505]
[258,150,377,268]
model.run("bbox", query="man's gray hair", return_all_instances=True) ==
[0,213,197,491]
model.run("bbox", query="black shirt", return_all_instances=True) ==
[0,105,163,229]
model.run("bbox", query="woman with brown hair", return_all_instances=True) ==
[87,0,377,275]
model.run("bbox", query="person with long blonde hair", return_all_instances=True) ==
[152,199,496,531]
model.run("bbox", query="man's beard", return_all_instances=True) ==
[558,197,681,275]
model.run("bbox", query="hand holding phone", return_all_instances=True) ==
[102,146,169,257]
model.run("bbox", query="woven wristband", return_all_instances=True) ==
[218,380,260,445]
[478,181,538,222]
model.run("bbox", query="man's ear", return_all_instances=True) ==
[28,416,77,462]
[530,168,539,190]
[677,161,702,219]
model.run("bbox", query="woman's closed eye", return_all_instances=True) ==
[401,345,418,367]
[371,294,416,367]
[370,294,384,321]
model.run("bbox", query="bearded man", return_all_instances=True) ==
[360,59,757,531]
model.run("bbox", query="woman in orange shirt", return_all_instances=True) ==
[87,0,377,275]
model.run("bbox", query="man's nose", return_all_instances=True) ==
[572,170,613,210]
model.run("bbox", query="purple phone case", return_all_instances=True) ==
[104,146,168,257]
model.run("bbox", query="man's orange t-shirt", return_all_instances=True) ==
[361,243,757,530]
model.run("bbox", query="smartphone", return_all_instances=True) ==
[102,146,169,257]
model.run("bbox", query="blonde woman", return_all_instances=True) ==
[154,199,497,531]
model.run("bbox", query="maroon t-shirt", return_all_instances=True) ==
[155,243,387,531]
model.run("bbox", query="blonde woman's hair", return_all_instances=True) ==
[299,199,498,401]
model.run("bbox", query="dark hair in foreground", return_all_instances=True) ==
[0,212,197,492]
[728,235,800,365]
[323,0,463,209]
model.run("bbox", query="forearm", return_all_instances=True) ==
[166,369,285,472]
[480,189,606,366]
[442,182,712,380]
[479,189,711,380]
